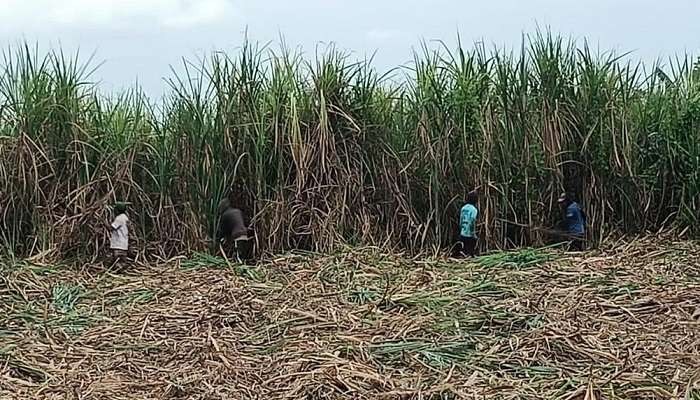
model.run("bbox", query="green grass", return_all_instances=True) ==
[368,339,475,368]
[347,286,381,305]
[51,284,84,314]
[48,283,99,335]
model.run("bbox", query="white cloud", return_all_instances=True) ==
[0,0,237,31]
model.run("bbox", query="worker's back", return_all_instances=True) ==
[564,202,585,236]
[218,207,248,240]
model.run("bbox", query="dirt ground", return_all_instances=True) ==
[1,239,699,399]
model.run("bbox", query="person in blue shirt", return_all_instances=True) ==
[557,192,586,251]
[457,190,479,257]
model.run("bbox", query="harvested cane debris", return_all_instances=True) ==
[1,239,699,399]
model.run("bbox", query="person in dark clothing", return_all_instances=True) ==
[557,192,586,251]
[216,191,254,261]
[217,204,248,241]
[455,190,479,257]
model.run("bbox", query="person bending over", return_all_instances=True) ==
[557,192,586,251]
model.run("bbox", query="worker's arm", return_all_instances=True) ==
[107,218,121,231]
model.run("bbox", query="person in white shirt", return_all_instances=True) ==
[108,202,129,263]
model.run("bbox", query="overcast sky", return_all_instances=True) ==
[1,0,698,97]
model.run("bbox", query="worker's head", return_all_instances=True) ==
[557,192,574,208]
[218,198,232,216]
[466,190,479,206]
[227,189,236,204]
[114,202,127,215]
[217,188,239,215]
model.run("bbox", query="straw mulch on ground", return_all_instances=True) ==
[1,239,699,399]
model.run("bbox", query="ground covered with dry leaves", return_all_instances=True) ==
[1,239,699,399]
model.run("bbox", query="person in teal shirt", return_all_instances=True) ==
[458,190,479,257]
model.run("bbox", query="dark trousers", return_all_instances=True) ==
[217,235,254,262]
[457,236,478,257]
[549,230,586,252]
[569,237,585,252]
[109,249,129,270]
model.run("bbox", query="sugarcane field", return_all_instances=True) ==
[1,25,700,400]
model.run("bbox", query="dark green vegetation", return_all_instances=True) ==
[1,32,699,257]
[1,240,699,398]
